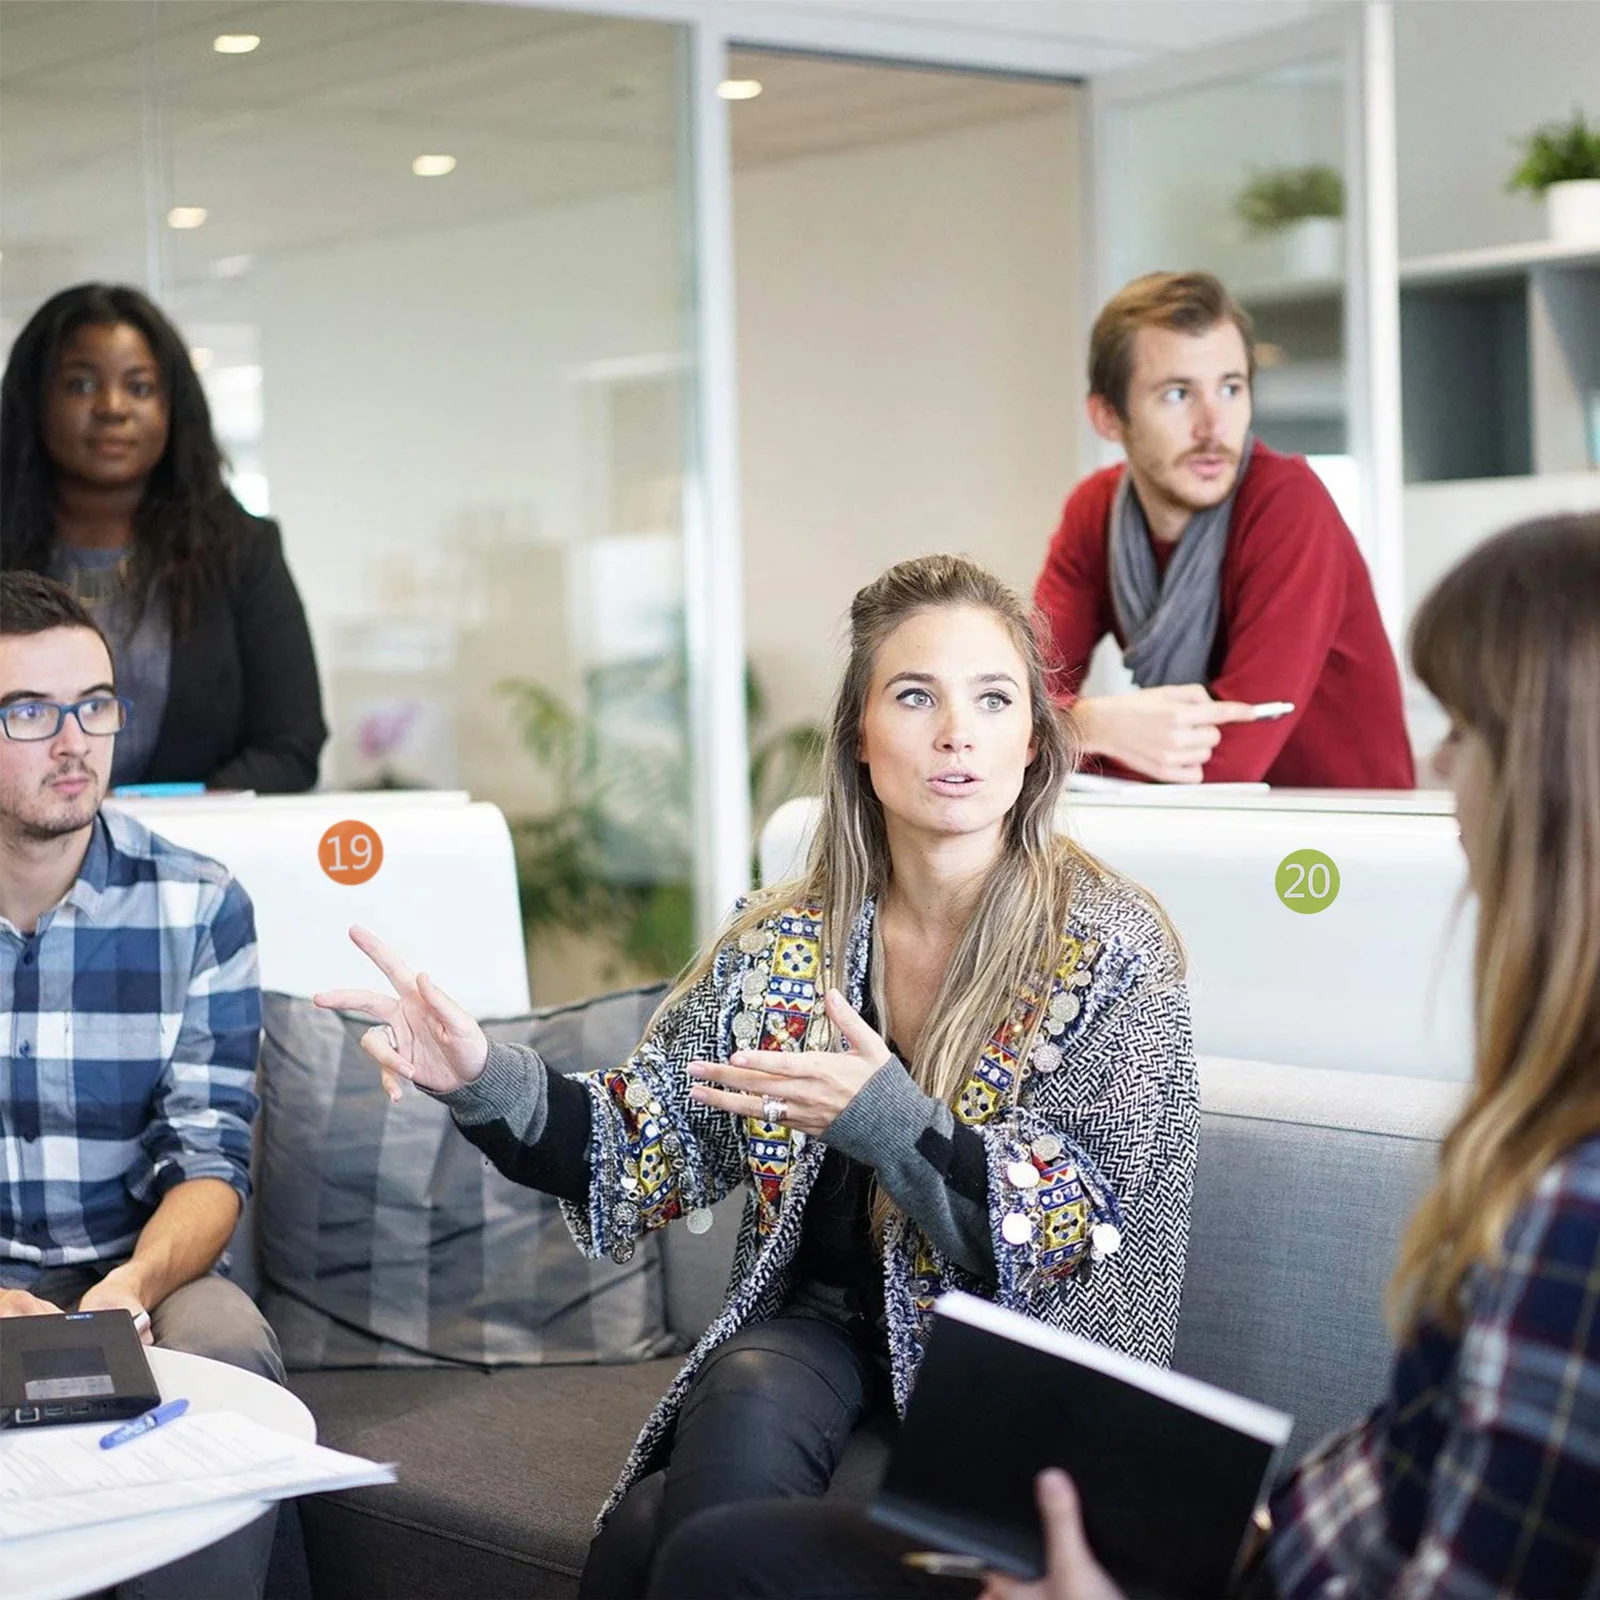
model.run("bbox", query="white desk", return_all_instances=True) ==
[105,790,531,1016]
[0,1348,314,1600]
[758,790,1474,1081]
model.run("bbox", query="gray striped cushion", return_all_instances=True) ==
[256,986,675,1370]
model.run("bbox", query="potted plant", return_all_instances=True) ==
[1508,110,1600,244]
[498,660,822,995]
[1236,164,1345,279]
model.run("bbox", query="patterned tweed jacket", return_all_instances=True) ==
[563,856,1199,1525]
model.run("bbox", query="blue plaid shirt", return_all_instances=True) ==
[0,808,260,1280]
[1266,1136,1600,1598]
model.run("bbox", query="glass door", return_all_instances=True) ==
[0,1,705,1003]
[1088,6,1401,638]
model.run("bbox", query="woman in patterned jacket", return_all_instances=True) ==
[651,516,1600,1600]
[317,553,1199,1597]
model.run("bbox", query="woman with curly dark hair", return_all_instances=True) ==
[1,283,325,791]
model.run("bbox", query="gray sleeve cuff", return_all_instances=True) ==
[435,1041,549,1143]
[824,1057,941,1159]
[825,1058,993,1279]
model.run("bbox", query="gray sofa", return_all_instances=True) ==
[258,1052,1460,1600]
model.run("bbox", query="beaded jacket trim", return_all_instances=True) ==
[557,865,1199,1531]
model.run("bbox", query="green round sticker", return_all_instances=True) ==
[1276,848,1340,915]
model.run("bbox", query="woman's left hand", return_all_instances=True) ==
[688,989,891,1135]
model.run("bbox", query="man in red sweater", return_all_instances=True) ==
[1035,271,1413,788]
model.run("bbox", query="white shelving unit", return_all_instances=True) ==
[1402,238,1600,285]
[1394,236,1600,758]
[1399,238,1600,482]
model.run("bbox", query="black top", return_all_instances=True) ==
[789,1145,886,1335]
[74,512,326,792]
[786,997,905,1347]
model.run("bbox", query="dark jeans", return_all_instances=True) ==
[649,1494,1277,1600]
[579,1314,890,1599]
[27,1262,284,1600]
[650,1501,978,1600]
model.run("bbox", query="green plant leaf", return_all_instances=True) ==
[505,655,822,985]
[1235,165,1345,234]
[497,678,578,792]
[1507,109,1600,193]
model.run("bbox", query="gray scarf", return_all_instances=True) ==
[1109,435,1255,688]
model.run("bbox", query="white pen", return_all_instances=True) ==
[1247,701,1295,721]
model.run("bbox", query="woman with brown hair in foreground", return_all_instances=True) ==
[651,511,1600,1599]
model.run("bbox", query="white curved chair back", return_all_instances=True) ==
[757,793,1472,1081]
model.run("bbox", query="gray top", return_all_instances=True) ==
[50,545,171,787]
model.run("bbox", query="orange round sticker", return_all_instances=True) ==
[318,820,383,886]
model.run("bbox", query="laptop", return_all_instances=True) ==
[0,1310,161,1428]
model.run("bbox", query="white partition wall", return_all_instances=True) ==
[109,793,531,1018]
[759,792,1473,1081]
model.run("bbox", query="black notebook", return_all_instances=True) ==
[871,1292,1292,1598]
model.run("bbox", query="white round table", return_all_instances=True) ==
[0,1347,314,1600]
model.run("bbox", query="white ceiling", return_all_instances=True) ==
[740,1,1337,55]
[0,0,1322,327]
[0,2,685,312]
[727,46,1074,167]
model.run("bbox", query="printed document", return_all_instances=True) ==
[0,1411,395,1539]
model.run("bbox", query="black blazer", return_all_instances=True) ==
[141,514,327,792]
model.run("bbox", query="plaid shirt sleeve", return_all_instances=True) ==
[1267,1146,1600,1598]
[131,875,262,1206]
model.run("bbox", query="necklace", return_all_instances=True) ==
[58,550,134,608]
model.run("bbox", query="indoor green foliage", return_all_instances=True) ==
[1507,110,1600,193]
[1235,164,1345,234]
[500,660,823,983]
[500,662,692,980]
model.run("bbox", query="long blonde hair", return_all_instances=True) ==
[1390,512,1600,1336]
[663,554,1151,1232]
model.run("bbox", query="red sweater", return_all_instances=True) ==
[1035,444,1414,788]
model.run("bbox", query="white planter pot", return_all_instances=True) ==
[1281,216,1343,280]
[1546,179,1600,244]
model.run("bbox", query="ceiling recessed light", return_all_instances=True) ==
[412,154,457,178]
[167,206,208,230]
[190,347,214,372]
[210,254,252,280]
[213,34,260,54]
[717,79,762,101]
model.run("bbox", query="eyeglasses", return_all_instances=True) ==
[0,695,131,742]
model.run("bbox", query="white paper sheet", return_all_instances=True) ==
[0,1411,395,1539]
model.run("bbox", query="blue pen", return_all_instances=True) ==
[111,782,207,798]
[100,1397,189,1449]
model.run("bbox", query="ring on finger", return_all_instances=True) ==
[760,1094,787,1124]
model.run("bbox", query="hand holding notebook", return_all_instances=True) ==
[871,1293,1291,1600]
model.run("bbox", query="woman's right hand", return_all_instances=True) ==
[314,926,488,1102]
[979,1471,1126,1600]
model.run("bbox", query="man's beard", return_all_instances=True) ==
[7,765,103,841]
[1159,445,1240,513]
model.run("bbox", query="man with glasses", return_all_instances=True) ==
[0,572,280,1595]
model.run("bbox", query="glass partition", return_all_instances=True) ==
[0,1,701,1000]
[1099,56,1350,470]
